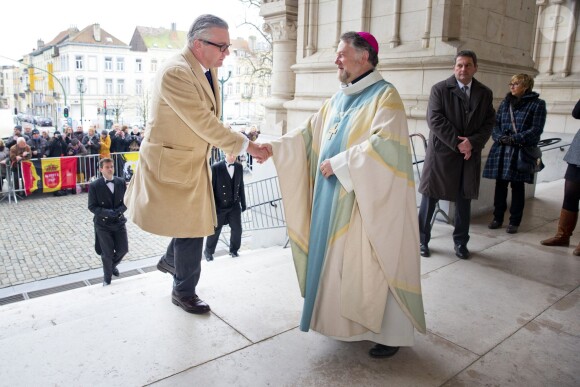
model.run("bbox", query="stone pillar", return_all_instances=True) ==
[260,0,298,136]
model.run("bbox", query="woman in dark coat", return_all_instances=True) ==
[483,74,546,233]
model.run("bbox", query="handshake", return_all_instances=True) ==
[247,142,273,164]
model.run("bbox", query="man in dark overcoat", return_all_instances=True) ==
[88,158,129,285]
[418,50,495,259]
[204,153,246,261]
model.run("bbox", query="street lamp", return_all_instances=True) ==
[76,76,86,127]
[218,70,232,121]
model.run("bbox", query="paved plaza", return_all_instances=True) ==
[0,191,171,288]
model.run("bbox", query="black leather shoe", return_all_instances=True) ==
[204,250,214,262]
[369,344,400,358]
[112,267,119,277]
[506,224,518,234]
[454,244,470,259]
[229,252,239,258]
[419,244,430,257]
[157,258,175,275]
[102,280,111,287]
[488,219,502,229]
[171,292,211,314]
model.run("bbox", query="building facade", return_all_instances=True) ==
[260,0,579,137]
[259,0,579,214]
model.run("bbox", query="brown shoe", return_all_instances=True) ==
[574,242,580,256]
[541,209,578,246]
[171,291,211,314]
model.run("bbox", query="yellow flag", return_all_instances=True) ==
[47,63,54,91]
[28,67,35,91]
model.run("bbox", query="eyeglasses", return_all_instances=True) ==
[508,82,521,87]
[201,40,231,53]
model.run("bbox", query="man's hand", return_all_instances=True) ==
[247,141,271,163]
[320,159,334,178]
[260,143,273,158]
[457,136,472,160]
[16,155,22,161]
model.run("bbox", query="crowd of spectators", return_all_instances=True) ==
[0,122,144,195]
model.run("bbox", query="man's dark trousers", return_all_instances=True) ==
[205,206,242,255]
[162,238,204,296]
[96,223,128,282]
[418,194,471,246]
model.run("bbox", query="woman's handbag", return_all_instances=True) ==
[517,146,544,173]
[509,105,544,174]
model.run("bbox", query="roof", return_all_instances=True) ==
[67,24,127,46]
[130,26,187,52]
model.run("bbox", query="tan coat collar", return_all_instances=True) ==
[181,46,217,109]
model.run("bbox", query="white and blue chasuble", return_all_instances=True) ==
[272,71,426,345]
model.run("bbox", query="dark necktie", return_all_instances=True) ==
[462,85,469,98]
[105,179,114,184]
[205,70,214,93]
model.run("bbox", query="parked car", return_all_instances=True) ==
[228,117,250,126]
[36,117,53,127]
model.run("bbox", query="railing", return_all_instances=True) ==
[409,133,450,225]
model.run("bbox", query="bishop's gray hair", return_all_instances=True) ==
[187,14,229,47]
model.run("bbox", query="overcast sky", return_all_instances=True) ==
[0,0,262,66]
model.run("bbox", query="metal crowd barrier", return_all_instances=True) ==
[409,133,450,225]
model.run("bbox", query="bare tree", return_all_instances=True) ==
[107,96,129,123]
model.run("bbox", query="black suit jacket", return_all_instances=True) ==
[211,160,246,214]
[88,176,127,227]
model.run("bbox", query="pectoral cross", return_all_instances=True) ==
[328,124,339,140]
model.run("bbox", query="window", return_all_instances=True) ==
[75,56,83,70]
[235,83,240,93]
[116,58,125,71]
[135,80,143,95]
[105,57,112,71]
[105,79,113,95]
[151,59,157,72]
[136,58,142,72]
[117,79,125,94]
[88,56,97,71]
[226,83,232,95]
[236,66,241,75]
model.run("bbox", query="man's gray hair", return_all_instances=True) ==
[187,14,229,46]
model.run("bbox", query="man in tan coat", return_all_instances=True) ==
[125,14,268,314]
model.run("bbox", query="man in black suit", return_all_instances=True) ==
[204,153,246,261]
[88,158,129,286]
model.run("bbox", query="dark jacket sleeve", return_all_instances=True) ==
[427,84,461,151]
[468,86,495,152]
[573,99,580,119]
[239,165,246,211]
[88,183,115,218]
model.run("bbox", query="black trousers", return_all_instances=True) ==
[418,193,472,246]
[95,223,128,282]
[493,179,525,226]
[161,237,203,297]
[205,206,242,255]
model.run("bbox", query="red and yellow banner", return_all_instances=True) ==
[42,157,77,192]
[21,157,77,195]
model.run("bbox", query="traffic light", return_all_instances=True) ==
[63,107,69,118]
[14,108,18,115]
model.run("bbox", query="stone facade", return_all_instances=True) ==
[261,0,579,137]
[260,0,580,217]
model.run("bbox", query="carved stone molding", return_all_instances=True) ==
[263,19,298,42]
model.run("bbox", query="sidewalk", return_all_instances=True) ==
[0,179,577,386]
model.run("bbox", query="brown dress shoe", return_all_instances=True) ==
[171,292,211,314]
